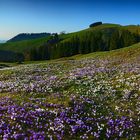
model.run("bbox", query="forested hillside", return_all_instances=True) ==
[0,23,140,62]
[30,24,140,60]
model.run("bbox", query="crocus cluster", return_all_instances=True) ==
[0,54,140,139]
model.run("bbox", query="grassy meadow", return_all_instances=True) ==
[0,43,140,139]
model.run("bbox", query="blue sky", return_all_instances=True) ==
[0,0,140,40]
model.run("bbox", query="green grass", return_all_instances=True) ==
[122,25,140,34]
[0,36,51,53]
[59,23,121,43]
[0,62,19,67]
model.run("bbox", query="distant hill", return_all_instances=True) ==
[7,33,51,42]
[0,50,24,62]
[0,40,6,43]
[0,23,140,62]
[0,36,53,60]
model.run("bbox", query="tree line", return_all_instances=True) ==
[0,50,24,63]
[29,29,140,61]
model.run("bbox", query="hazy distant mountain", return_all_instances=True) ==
[7,33,51,42]
[0,40,6,43]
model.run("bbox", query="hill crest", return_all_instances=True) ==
[7,33,51,42]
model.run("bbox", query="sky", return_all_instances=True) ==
[0,0,140,40]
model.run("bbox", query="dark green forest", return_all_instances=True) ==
[0,50,24,63]
[30,29,140,61]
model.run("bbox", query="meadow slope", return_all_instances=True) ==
[0,43,140,139]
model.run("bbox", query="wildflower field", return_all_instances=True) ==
[0,44,140,140]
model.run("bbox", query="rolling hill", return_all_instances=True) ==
[7,33,51,42]
[0,36,52,53]
[0,23,140,61]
